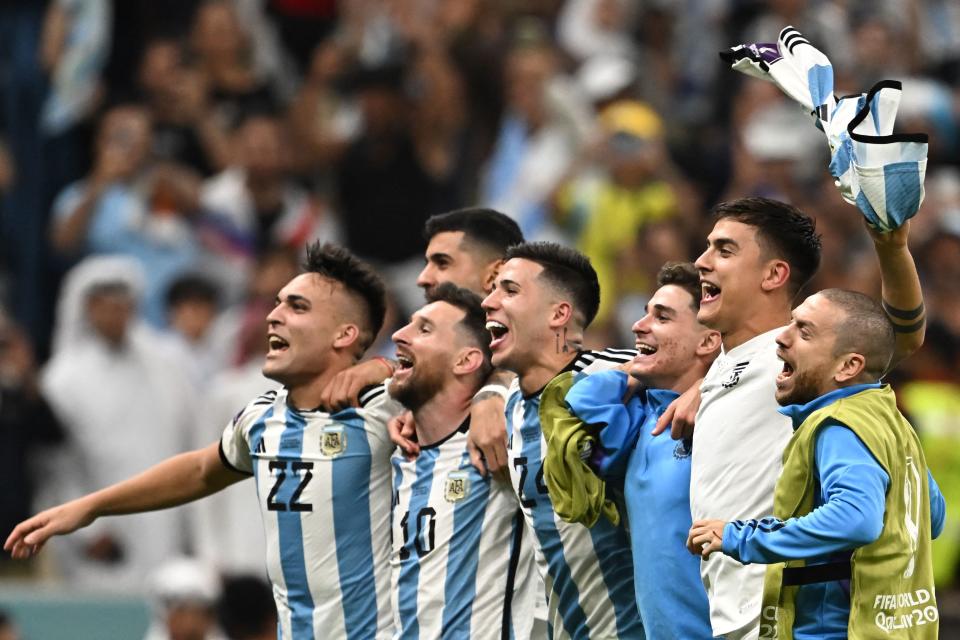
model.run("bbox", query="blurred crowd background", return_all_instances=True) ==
[0,0,958,637]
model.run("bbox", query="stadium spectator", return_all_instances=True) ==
[216,574,276,640]
[198,113,340,301]
[137,37,231,176]
[143,556,224,640]
[49,103,205,327]
[40,255,195,591]
[189,0,279,131]
[0,309,64,573]
[482,36,580,242]
[162,274,234,388]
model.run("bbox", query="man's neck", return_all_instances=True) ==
[721,306,791,351]
[518,350,579,397]
[413,386,473,447]
[286,358,350,410]
[661,365,709,395]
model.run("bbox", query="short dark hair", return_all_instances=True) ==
[505,242,601,328]
[423,208,524,259]
[819,289,896,379]
[426,282,492,379]
[216,575,276,640]
[713,197,822,298]
[657,262,701,311]
[165,274,219,309]
[302,242,387,350]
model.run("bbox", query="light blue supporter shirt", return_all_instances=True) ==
[564,370,714,640]
[721,382,946,639]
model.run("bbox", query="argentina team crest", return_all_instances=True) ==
[321,425,346,456]
[444,471,470,503]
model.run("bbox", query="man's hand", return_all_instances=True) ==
[389,410,419,459]
[467,394,508,478]
[4,498,97,560]
[319,358,392,412]
[651,379,702,439]
[866,219,909,251]
[687,519,726,559]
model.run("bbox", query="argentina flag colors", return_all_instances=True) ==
[505,349,645,639]
[721,26,929,232]
[389,419,538,639]
[219,385,401,640]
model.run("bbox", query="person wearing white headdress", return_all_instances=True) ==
[39,254,197,592]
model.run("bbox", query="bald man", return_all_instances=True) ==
[690,289,945,640]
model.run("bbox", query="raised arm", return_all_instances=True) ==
[4,442,244,559]
[869,222,925,368]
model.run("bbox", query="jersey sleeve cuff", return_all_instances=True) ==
[219,441,254,476]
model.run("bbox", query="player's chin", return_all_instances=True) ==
[774,384,795,406]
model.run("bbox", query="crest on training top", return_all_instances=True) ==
[445,471,470,503]
[321,425,346,456]
[721,361,750,388]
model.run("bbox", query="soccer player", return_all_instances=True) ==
[689,289,945,639]
[482,242,643,639]
[545,263,718,639]
[5,243,400,640]
[680,197,925,639]
[388,283,537,638]
[325,207,524,477]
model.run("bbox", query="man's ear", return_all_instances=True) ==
[333,324,361,350]
[697,329,722,357]
[453,346,485,377]
[482,259,504,293]
[760,259,791,293]
[834,352,866,384]
[548,301,574,330]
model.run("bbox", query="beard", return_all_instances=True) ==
[389,369,445,413]
[776,365,827,407]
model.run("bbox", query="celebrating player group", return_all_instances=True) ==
[5,27,947,640]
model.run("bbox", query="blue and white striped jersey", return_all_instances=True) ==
[506,349,644,639]
[391,418,538,639]
[220,384,401,640]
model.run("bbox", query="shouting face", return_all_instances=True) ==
[389,300,469,411]
[774,293,842,406]
[263,274,346,387]
[695,219,771,336]
[481,258,557,373]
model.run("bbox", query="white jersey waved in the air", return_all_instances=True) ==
[391,417,538,640]
[506,349,644,640]
[220,383,402,640]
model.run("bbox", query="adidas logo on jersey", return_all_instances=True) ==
[721,361,750,388]
[444,471,471,503]
[321,426,346,456]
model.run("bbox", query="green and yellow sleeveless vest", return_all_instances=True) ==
[759,386,938,639]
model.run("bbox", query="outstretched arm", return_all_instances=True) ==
[5,442,244,559]
[869,222,925,368]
